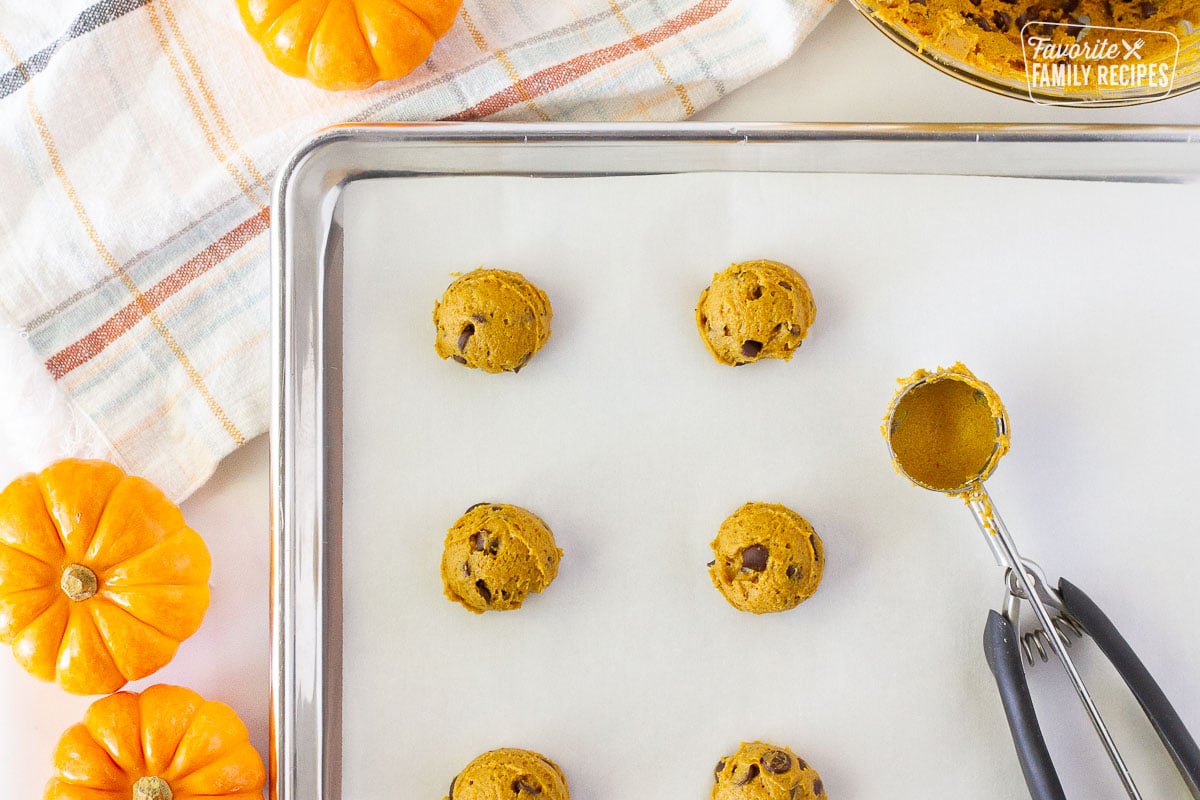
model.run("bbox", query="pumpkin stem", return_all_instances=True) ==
[60,564,99,601]
[132,776,173,800]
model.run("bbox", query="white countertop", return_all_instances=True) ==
[3,4,1198,797]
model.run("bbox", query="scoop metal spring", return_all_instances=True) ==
[999,562,1088,666]
[1022,613,1086,666]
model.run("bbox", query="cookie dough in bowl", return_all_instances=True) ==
[709,502,824,614]
[434,268,553,373]
[441,503,562,613]
[696,260,816,366]
[713,741,827,800]
[853,0,1200,102]
[447,748,570,799]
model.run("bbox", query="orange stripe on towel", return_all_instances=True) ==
[45,207,270,387]
[444,0,727,120]
[608,0,695,116]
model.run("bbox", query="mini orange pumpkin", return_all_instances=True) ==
[236,0,464,90]
[44,683,266,800]
[0,459,211,695]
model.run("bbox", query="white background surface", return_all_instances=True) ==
[3,4,1200,798]
[333,171,1200,799]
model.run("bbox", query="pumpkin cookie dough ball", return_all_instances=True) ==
[696,260,816,366]
[441,503,562,613]
[447,748,571,800]
[713,742,827,800]
[434,268,552,373]
[709,502,824,614]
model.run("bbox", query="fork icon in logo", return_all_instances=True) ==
[1122,37,1146,59]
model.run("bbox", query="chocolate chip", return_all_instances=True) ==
[741,544,768,571]
[751,285,763,299]
[512,778,542,794]
[715,759,726,777]
[1016,11,1028,27]
[1065,16,1083,35]
[699,314,708,327]
[762,750,792,774]
[778,281,792,290]
[449,775,456,799]
[797,758,808,770]
[993,9,1012,27]
[813,778,824,796]
[471,313,487,323]
[707,560,716,568]
[741,340,763,358]
[491,505,501,510]
[457,323,475,352]
[471,532,488,550]
[451,355,467,364]
[466,502,490,514]
[475,579,492,603]
[786,564,802,580]
[461,563,470,577]
[1140,1,1156,13]
[791,788,801,800]
[736,764,760,786]
[972,13,993,30]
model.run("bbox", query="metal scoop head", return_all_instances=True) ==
[884,364,1010,494]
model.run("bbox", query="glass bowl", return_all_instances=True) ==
[848,0,1200,105]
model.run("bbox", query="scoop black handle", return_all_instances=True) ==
[1059,580,1200,798]
[984,608,1067,800]
[983,581,1200,800]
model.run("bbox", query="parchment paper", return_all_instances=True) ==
[339,171,1200,800]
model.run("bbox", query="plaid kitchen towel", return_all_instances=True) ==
[0,0,833,501]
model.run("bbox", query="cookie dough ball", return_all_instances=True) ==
[434,268,552,373]
[441,503,562,613]
[447,748,570,800]
[709,502,824,614]
[696,260,815,366]
[712,742,827,800]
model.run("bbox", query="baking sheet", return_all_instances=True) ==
[337,170,1200,800]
